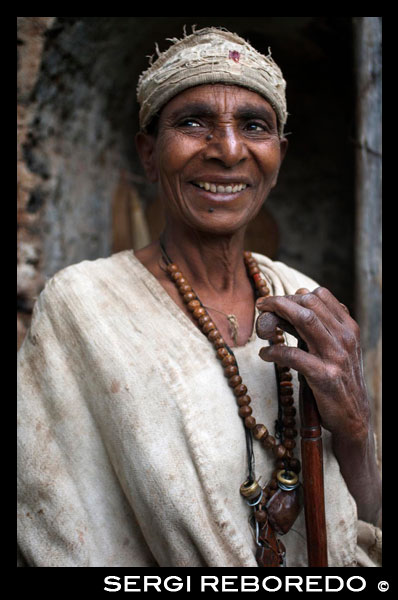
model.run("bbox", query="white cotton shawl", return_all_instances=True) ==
[17,250,380,567]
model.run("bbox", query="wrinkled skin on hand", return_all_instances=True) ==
[256,286,381,525]
[256,287,369,443]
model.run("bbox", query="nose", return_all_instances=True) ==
[203,126,248,168]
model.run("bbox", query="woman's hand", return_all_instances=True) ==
[256,287,382,525]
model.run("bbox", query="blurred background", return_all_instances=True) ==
[17,17,381,464]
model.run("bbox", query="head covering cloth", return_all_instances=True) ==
[137,27,287,136]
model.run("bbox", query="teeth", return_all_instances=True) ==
[196,182,247,193]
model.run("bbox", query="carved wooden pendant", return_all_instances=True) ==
[256,518,286,567]
[266,485,303,535]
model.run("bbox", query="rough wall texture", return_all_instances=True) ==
[17,17,356,349]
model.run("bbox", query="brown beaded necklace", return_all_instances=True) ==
[160,241,302,566]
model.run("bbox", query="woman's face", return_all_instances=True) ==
[137,84,288,236]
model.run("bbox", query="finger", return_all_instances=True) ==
[258,343,324,381]
[255,295,333,351]
[310,287,352,324]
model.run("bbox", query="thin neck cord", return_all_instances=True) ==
[159,237,256,483]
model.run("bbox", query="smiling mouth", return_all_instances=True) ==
[191,181,248,194]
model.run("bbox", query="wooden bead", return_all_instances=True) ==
[244,416,257,429]
[171,271,183,281]
[238,405,252,418]
[202,321,215,334]
[248,266,260,275]
[183,291,196,303]
[243,251,252,259]
[283,406,296,416]
[228,375,242,388]
[198,314,211,326]
[273,444,288,459]
[214,337,225,349]
[277,366,289,374]
[284,428,298,438]
[224,365,238,378]
[263,434,276,449]
[282,416,296,428]
[187,299,201,312]
[288,458,301,474]
[221,354,236,367]
[192,307,206,319]
[217,347,229,360]
[280,396,294,407]
[207,328,220,342]
[279,371,293,382]
[175,276,187,287]
[275,460,286,470]
[280,385,294,396]
[178,283,192,294]
[167,263,179,273]
[253,424,268,441]
[284,438,296,450]
[237,395,251,406]
[258,286,270,296]
[272,334,285,344]
[233,384,248,397]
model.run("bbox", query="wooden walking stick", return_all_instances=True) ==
[256,312,328,567]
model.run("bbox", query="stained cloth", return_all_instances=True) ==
[17,250,381,567]
[137,27,287,136]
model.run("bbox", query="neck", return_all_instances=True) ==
[160,223,248,296]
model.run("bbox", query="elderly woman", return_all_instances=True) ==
[17,27,381,568]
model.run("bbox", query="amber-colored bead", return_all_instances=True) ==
[198,314,211,326]
[263,434,276,449]
[283,406,296,417]
[255,510,267,523]
[217,347,229,360]
[243,251,252,259]
[187,299,201,312]
[284,438,296,450]
[221,354,236,367]
[280,396,294,407]
[202,321,215,334]
[233,384,248,397]
[238,405,252,418]
[192,307,206,319]
[237,396,251,407]
[253,424,268,441]
[207,328,220,342]
[224,365,238,378]
[282,416,296,428]
[183,291,196,303]
[228,375,242,388]
[272,334,285,344]
[284,428,298,439]
[280,381,293,388]
[273,444,288,459]
[244,416,257,429]
[248,266,260,276]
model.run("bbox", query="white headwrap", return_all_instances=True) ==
[137,27,287,136]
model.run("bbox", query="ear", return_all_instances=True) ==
[271,136,289,189]
[135,131,158,183]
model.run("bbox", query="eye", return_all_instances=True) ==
[178,118,202,128]
[244,121,267,132]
